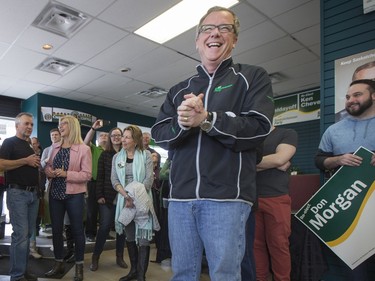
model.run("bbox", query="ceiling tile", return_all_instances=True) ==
[273,0,320,33]
[63,90,96,101]
[259,49,318,74]
[78,73,131,95]
[292,24,320,47]
[248,0,311,17]
[136,57,198,90]
[85,34,158,72]
[234,21,286,55]
[2,80,45,99]
[24,69,61,84]
[52,65,105,90]
[164,28,198,58]
[14,26,68,54]
[113,80,154,99]
[234,36,302,66]
[0,0,49,44]
[0,75,17,93]
[232,2,266,31]
[38,85,72,97]
[282,60,320,78]
[53,19,128,63]
[124,47,186,79]
[0,46,47,78]
[0,43,10,58]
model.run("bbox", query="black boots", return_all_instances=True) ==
[90,253,128,271]
[137,246,150,281]
[74,263,83,281]
[45,261,65,278]
[116,253,129,268]
[64,224,75,263]
[119,242,138,281]
[89,254,100,271]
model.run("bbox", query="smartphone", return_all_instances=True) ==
[99,120,111,126]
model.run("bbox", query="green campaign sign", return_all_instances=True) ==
[274,89,320,125]
[295,147,375,269]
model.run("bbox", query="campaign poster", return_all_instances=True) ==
[41,106,95,127]
[295,147,375,269]
[273,89,320,126]
[334,49,375,122]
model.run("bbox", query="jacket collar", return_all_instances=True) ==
[197,57,233,78]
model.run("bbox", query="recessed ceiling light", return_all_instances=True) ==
[135,0,238,44]
[42,44,53,50]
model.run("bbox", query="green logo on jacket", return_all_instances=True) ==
[214,84,233,93]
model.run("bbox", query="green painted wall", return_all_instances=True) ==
[23,93,156,149]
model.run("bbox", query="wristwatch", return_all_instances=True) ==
[200,111,213,132]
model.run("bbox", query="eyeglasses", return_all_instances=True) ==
[58,121,68,127]
[110,134,122,138]
[198,24,235,34]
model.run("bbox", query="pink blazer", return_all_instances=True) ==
[45,143,92,194]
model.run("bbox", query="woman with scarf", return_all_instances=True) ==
[111,125,159,281]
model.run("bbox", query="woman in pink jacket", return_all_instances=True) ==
[44,115,92,281]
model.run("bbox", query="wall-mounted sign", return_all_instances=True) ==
[273,89,320,125]
[41,107,96,127]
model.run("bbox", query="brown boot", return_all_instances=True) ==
[90,254,100,271]
[116,253,128,268]
[74,263,83,281]
[45,261,65,278]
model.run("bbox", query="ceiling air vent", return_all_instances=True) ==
[269,72,286,84]
[32,2,89,38]
[36,57,77,75]
[136,87,168,98]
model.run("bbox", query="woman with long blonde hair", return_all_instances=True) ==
[44,115,92,281]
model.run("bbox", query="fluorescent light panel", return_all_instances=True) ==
[135,0,238,44]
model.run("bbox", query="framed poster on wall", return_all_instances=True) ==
[334,49,375,122]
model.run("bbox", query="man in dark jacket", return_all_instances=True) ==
[151,6,274,281]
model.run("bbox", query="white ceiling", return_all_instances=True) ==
[0,0,320,118]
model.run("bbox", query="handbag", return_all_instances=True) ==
[118,206,136,226]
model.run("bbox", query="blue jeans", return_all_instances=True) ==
[85,180,98,238]
[94,203,125,256]
[7,188,39,281]
[241,211,256,281]
[49,193,85,262]
[168,200,251,281]
[29,199,40,242]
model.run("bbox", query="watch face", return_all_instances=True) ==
[200,121,212,131]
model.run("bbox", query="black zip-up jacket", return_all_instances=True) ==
[96,150,117,205]
[151,58,274,204]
